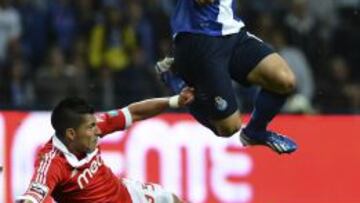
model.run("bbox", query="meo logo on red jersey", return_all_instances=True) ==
[77,154,103,189]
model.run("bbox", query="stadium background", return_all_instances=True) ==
[0,0,360,202]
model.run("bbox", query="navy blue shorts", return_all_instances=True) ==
[173,29,274,120]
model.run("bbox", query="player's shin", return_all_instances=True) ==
[246,89,287,132]
[240,89,297,154]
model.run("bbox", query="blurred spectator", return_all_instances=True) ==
[0,0,21,66]
[128,48,165,99]
[332,1,360,78]
[15,0,49,70]
[253,12,276,42]
[284,0,321,64]
[271,29,315,113]
[94,66,115,109]
[157,0,176,16]
[34,45,70,108]
[88,5,137,71]
[307,0,339,55]
[145,0,172,58]
[49,0,76,56]
[66,38,89,100]
[316,57,360,113]
[9,58,34,108]
[336,0,360,8]
[74,0,96,37]
[0,57,34,108]
[284,0,316,39]
[238,0,288,31]
[308,0,339,29]
[128,1,155,63]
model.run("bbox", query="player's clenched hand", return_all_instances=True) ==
[195,0,214,6]
[178,87,195,107]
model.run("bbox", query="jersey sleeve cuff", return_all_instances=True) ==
[121,107,133,128]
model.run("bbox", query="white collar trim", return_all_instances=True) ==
[52,135,99,168]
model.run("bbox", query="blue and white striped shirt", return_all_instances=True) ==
[171,0,245,37]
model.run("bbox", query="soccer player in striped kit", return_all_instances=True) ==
[156,0,297,154]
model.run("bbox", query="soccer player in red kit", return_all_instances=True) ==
[16,87,194,203]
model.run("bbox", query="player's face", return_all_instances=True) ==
[73,114,100,153]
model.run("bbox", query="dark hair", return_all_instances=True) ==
[51,97,94,138]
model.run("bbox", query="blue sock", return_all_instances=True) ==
[246,89,288,132]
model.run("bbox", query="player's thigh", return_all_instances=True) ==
[229,30,275,87]
[247,53,296,94]
[122,178,176,203]
[174,33,241,134]
[173,33,236,84]
[189,75,240,137]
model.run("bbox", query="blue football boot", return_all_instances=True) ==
[240,128,298,154]
[155,57,187,94]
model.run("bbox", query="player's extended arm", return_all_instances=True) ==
[96,87,194,135]
[128,87,194,122]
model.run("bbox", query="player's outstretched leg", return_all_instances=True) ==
[155,57,218,134]
[188,102,218,134]
[241,53,298,154]
[240,125,297,154]
[240,89,297,154]
[155,57,186,94]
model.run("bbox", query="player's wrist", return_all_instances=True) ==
[169,95,180,108]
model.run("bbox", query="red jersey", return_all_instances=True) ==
[18,108,133,203]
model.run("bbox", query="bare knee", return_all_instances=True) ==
[213,111,242,138]
[248,53,297,95]
[276,69,296,94]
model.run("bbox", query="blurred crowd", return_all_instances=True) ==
[0,0,359,114]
